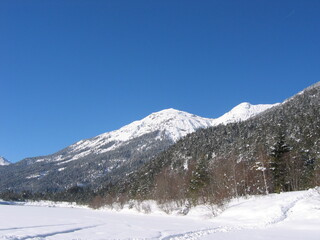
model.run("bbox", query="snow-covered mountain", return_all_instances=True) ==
[68,108,215,160]
[0,102,275,192]
[109,102,276,141]
[100,102,276,142]
[67,102,275,162]
[0,156,10,166]
[214,102,277,125]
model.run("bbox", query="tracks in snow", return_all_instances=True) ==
[265,192,310,226]
[161,192,312,240]
[4,225,99,240]
[160,226,240,240]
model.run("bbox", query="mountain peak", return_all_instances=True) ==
[147,108,185,118]
[101,108,213,143]
[148,108,197,118]
[213,102,276,125]
[234,102,252,109]
[154,108,179,113]
[69,103,276,161]
[0,156,10,166]
[63,108,215,163]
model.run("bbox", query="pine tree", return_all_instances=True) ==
[270,134,290,193]
[188,158,209,204]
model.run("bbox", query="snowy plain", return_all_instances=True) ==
[0,188,319,240]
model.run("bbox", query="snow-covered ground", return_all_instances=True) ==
[0,188,319,240]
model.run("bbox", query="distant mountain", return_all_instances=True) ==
[53,103,275,163]
[0,103,274,193]
[114,82,320,205]
[214,102,279,125]
[0,157,10,166]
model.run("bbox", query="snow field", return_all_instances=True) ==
[0,188,319,240]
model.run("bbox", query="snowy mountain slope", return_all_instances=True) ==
[0,103,275,192]
[85,103,275,143]
[214,102,277,125]
[24,103,275,166]
[0,156,10,166]
[68,108,216,159]
[60,103,275,163]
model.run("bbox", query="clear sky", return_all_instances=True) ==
[1,0,319,163]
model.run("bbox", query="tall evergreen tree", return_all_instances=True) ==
[270,134,290,193]
[188,157,209,204]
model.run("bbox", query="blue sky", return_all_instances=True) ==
[1,0,319,163]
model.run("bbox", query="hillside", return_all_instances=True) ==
[98,82,320,206]
[0,103,273,193]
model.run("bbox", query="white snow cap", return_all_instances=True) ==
[99,103,276,142]
[70,103,276,155]
[214,102,277,125]
[0,156,10,166]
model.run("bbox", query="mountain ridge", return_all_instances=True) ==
[0,102,275,192]
[21,102,275,165]
[69,102,275,157]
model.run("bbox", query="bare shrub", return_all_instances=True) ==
[141,202,151,214]
[89,195,104,209]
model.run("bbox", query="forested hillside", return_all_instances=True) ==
[93,82,320,208]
